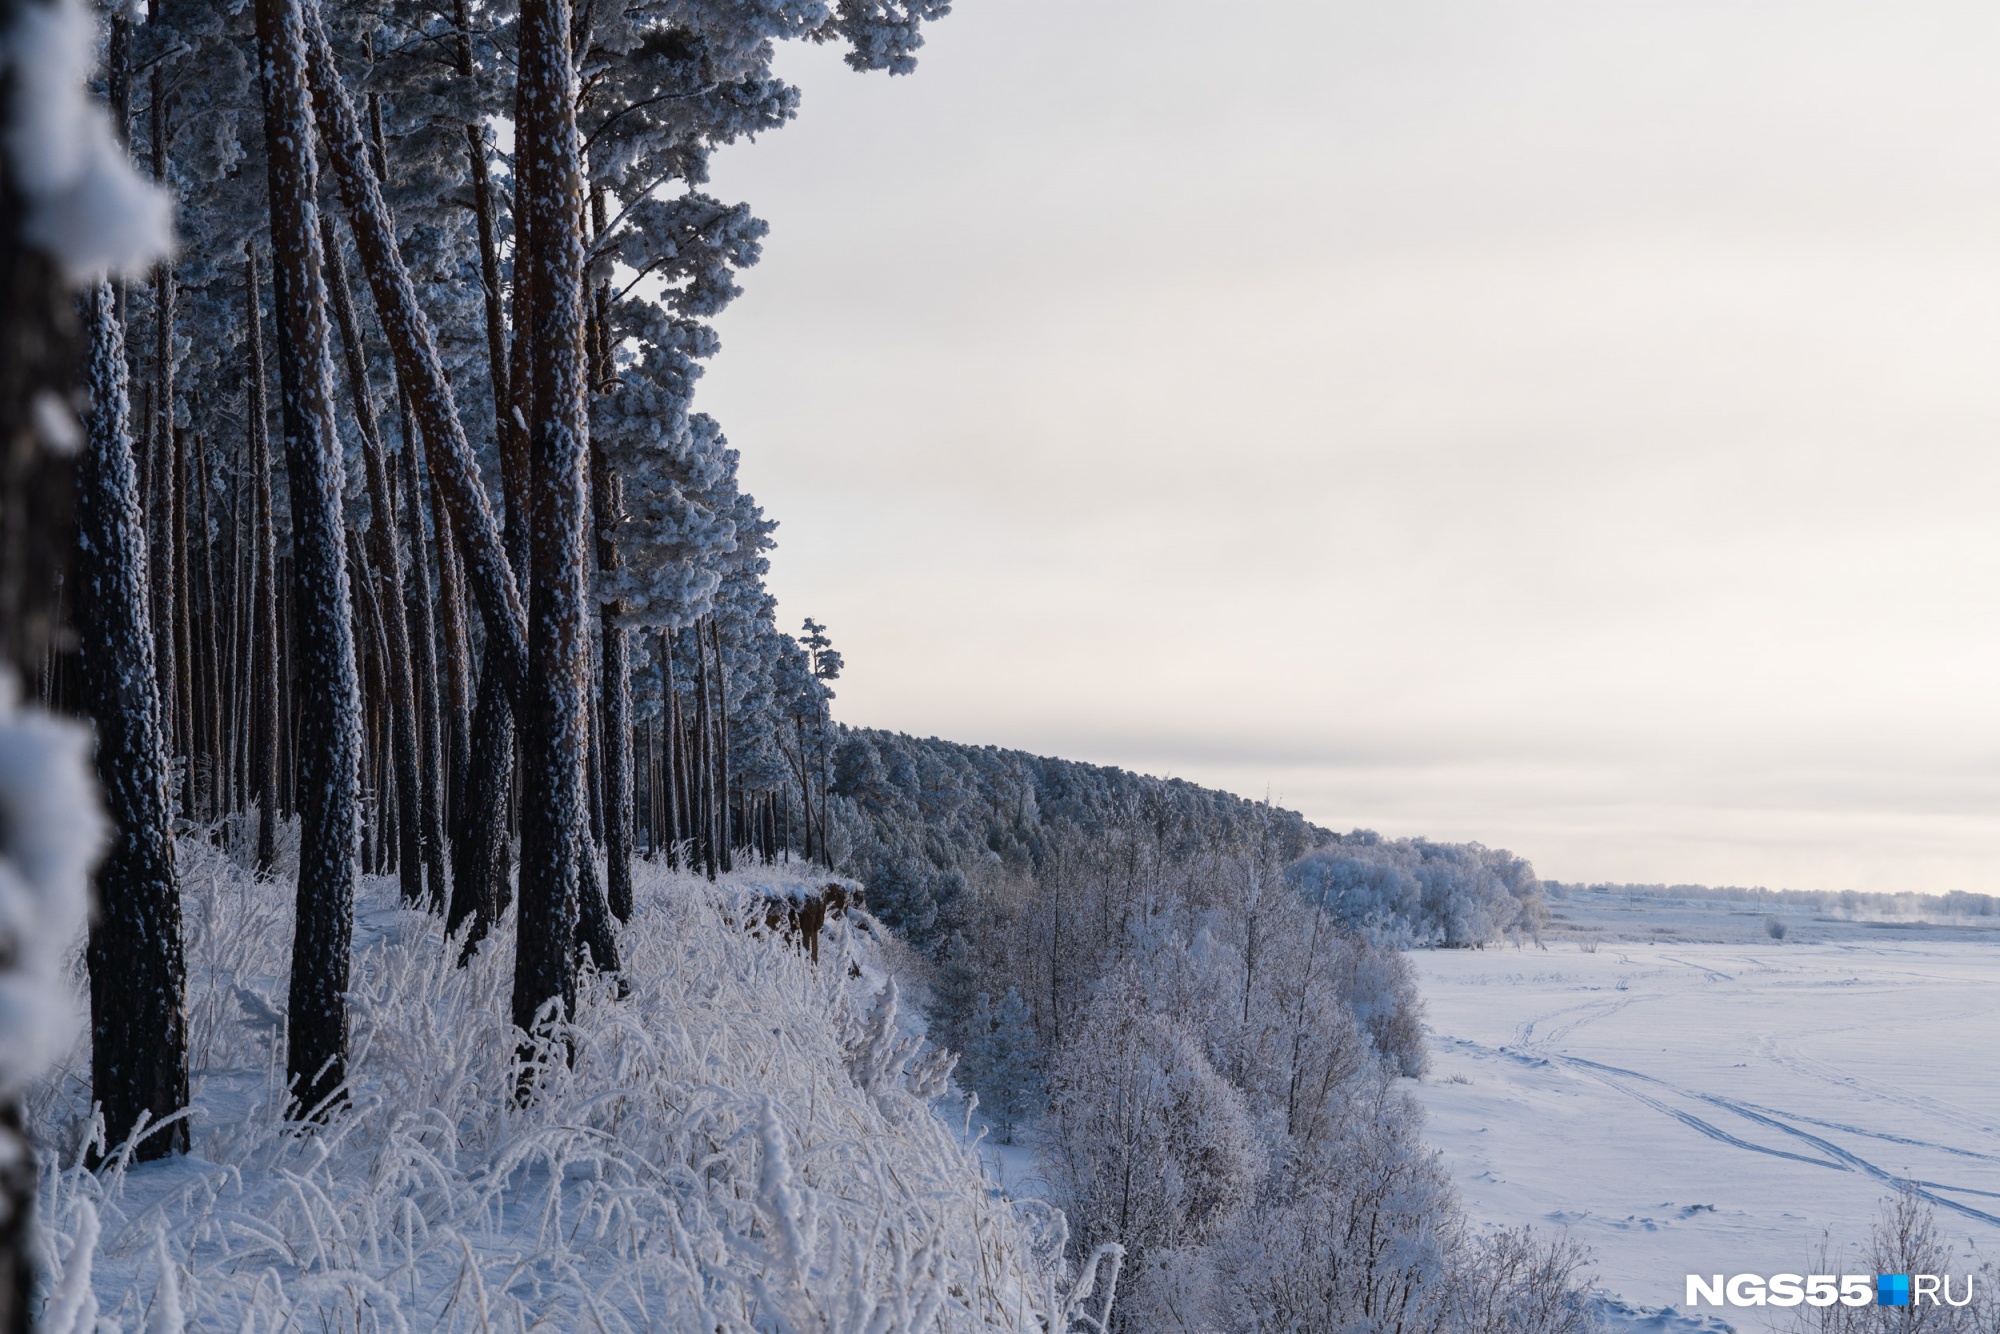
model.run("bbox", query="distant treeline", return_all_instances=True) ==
[821,727,1555,950]
[1545,880,2000,917]
[820,727,1329,943]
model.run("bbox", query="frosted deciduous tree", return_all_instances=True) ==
[1290,834,1546,948]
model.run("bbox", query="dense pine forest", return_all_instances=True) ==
[0,0,1613,1326]
[1,0,907,1151]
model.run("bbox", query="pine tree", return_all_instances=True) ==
[511,0,592,1047]
[245,249,284,875]
[76,283,189,1160]
[255,0,362,1118]
[322,212,426,908]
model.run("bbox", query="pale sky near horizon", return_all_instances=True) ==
[701,2,2000,895]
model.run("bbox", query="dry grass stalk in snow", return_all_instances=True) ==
[28,841,1100,1331]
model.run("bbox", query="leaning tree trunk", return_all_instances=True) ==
[323,214,424,908]
[300,7,525,700]
[256,0,361,1120]
[303,4,533,949]
[77,284,190,1162]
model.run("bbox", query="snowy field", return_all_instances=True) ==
[1411,893,2000,1330]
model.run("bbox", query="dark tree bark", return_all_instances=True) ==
[224,399,246,816]
[665,630,689,865]
[421,406,474,837]
[508,0,598,1054]
[453,0,515,521]
[195,435,223,821]
[300,9,526,701]
[692,620,714,877]
[147,105,180,788]
[304,6,538,958]
[599,619,632,918]
[256,0,362,1119]
[170,424,193,806]
[77,283,189,1162]
[246,249,283,873]
[584,198,633,917]
[397,404,450,909]
[448,643,514,951]
[710,616,732,873]
[347,526,390,872]
[323,213,425,907]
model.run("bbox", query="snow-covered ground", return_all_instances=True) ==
[29,843,1082,1332]
[1411,894,2000,1331]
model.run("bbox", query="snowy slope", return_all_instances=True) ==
[1410,905,2000,1332]
[28,843,1089,1332]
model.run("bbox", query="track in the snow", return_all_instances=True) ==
[1467,1031,2000,1229]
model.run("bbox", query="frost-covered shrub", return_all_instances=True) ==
[1046,976,1267,1269]
[1457,1227,1601,1334]
[1785,1187,1998,1334]
[1210,1081,1460,1334]
[1209,1085,1598,1334]
[1289,835,1548,948]
[1328,931,1429,1079]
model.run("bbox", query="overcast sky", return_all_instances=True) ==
[702,1,2000,894]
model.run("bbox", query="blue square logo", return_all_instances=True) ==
[1878,1275,1911,1307]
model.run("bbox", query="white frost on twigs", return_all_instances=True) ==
[0,671,103,1095]
[2,0,172,281]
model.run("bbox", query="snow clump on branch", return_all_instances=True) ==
[1,0,172,280]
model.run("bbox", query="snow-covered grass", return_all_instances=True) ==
[1410,904,2000,1332]
[28,841,1092,1332]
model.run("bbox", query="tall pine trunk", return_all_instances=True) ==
[257,0,361,1118]
[710,616,731,873]
[599,619,632,918]
[143,4,183,799]
[246,249,282,873]
[448,644,514,949]
[195,436,223,821]
[511,0,596,1054]
[397,407,449,908]
[585,204,633,919]
[77,283,189,1162]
